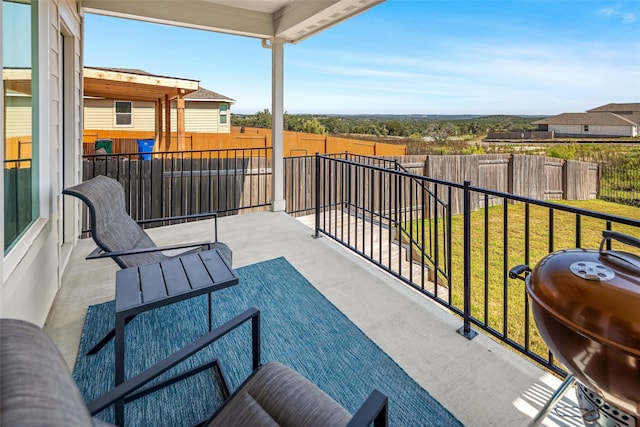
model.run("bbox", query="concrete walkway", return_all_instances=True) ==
[45,210,582,427]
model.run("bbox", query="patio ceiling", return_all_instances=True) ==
[80,0,385,44]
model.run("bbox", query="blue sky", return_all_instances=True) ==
[84,0,640,116]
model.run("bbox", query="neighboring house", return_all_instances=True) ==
[84,67,235,134]
[533,103,640,137]
[1,0,384,326]
[182,87,234,132]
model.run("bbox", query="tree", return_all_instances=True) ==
[254,109,272,128]
[423,122,455,142]
[301,118,325,134]
[320,116,351,134]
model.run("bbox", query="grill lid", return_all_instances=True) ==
[527,231,640,357]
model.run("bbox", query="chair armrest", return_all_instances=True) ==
[86,307,261,415]
[136,211,220,241]
[86,241,212,260]
[346,389,388,427]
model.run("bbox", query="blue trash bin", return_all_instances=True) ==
[137,139,155,160]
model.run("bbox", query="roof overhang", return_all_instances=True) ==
[3,68,32,95]
[80,0,385,44]
[84,67,199,102]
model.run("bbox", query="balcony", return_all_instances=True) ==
[45,210,582,426]
[45,150,640,425]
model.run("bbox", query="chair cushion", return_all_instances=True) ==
[207,362,352,427]
[0,319,96,427]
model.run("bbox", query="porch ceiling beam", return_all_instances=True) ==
[81,0,274,40]
[84,68,198,90]
[83,68,198,102]
[3,69,32,95]
[81,0,385,43]
[274,0,384,43]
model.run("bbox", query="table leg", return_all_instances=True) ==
[208,293,212,331]
[115,313,126,426]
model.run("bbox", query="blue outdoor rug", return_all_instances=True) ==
[73,257,462,426]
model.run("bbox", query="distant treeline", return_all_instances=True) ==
[232,109,545,141]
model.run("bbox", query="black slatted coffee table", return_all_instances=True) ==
[113,248,238,424]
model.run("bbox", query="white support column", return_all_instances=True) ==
[271,39,286,212]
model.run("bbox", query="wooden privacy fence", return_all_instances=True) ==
[82,127,406,157]
[4,137,32,163]
[383,154,598,215]
[81,152,272,231]
[80,151,599,231]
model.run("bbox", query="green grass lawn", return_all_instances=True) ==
[412,199,640,359]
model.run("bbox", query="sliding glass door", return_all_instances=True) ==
[3,0,39,252]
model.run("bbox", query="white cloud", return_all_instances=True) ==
[283,35,640,115]
[598,6,619,17]
[597,5,637,23]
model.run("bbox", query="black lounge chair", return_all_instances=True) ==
[63,175,233,354]
[63,175,232,269]
[0,310,388,427]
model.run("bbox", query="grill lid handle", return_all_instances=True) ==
[600,230,640,251]
[599,231,640,276]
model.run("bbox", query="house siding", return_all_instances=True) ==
[186,102,219,132]
[84,99,156,130]
[169,100,225,133]
[1,0,84,326]
[85,99,230,133]
[550,124,636,137]
[4,96,32,138]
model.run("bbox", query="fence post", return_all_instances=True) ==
[314,153,321,239]
[457,180,478,340]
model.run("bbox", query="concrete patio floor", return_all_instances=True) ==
[44,210,583,427]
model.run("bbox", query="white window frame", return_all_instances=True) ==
[114,100,133,127]
[220,103,228,125]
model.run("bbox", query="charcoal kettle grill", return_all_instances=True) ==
[510,231,640,427]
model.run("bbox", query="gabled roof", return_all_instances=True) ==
[81,0,386,44]
[186,86,235,103]
[532,112,639,126]
[587,103,640,113]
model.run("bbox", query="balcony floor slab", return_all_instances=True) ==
[45,210,580,427]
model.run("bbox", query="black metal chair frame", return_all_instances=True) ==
[63,176,233,355]
[87,307,388,427]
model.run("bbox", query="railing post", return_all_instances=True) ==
[314,153,321,239]
[457,180,478,340]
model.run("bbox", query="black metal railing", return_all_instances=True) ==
[314,154,453,300]
[288,153,452,283]
[314,154,640,376]
[81,148,272,232]
[4,158,33,251]
[77,148,640,375]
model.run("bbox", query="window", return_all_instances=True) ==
[220,103,228,125]
[3,0,39,253]
[583,125,589,132]
[115,101,132,126]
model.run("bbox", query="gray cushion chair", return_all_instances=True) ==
[0,309,388,427]
[63,175,233,354]
[62,175,232,269]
